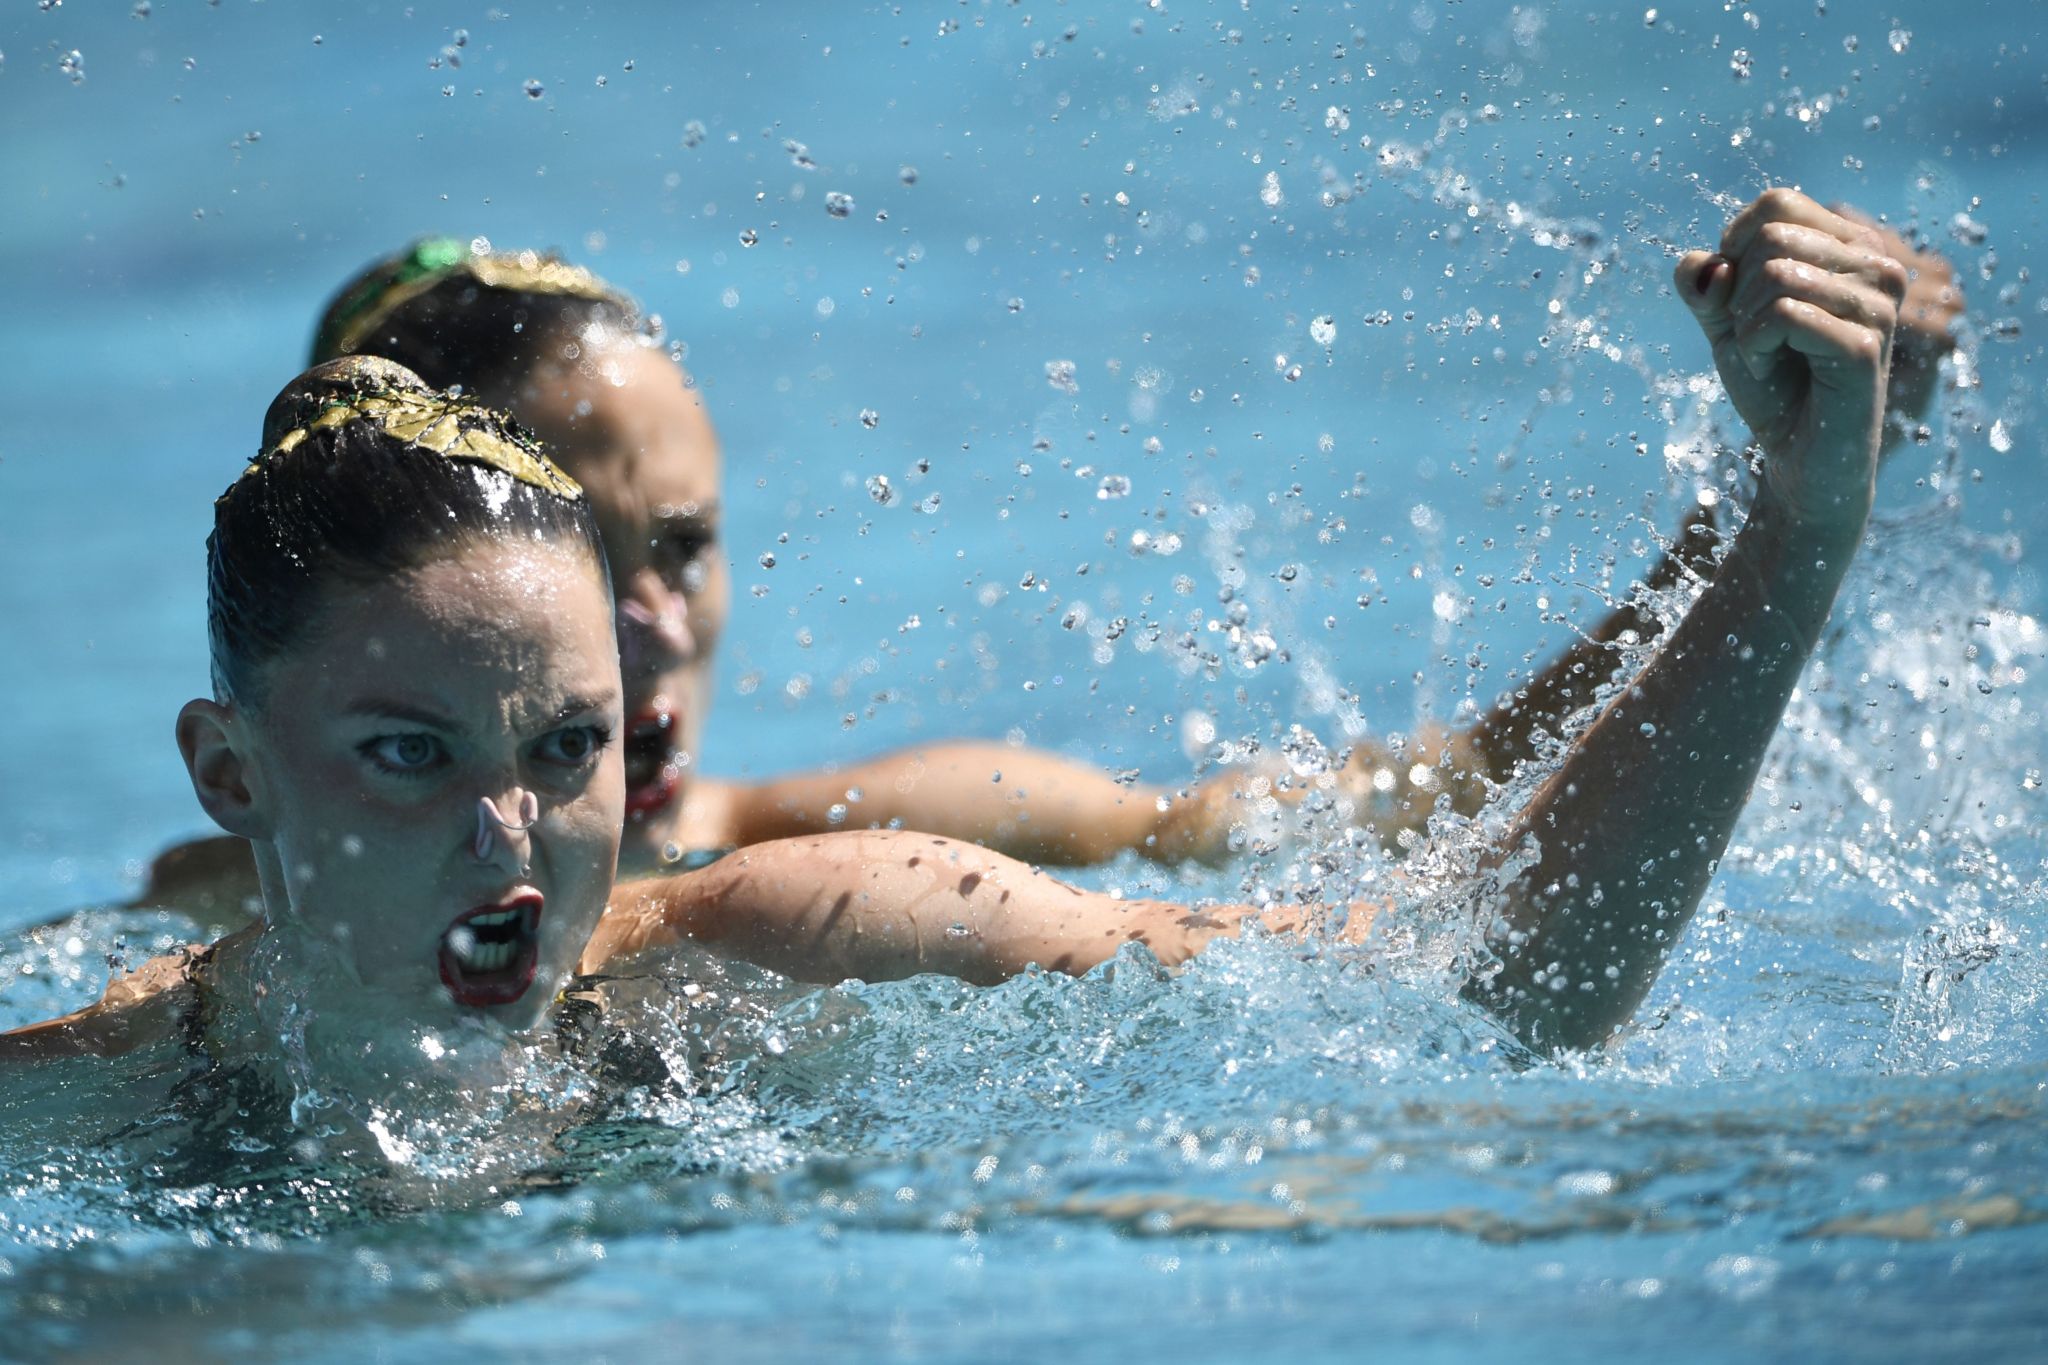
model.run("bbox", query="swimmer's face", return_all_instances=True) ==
[513,344,727,859]
[242,539,623,1030]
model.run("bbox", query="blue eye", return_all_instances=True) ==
[536,724,613,767]
[360,733,447,775]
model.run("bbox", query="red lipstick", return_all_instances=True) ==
[623,702,684,819]
[438,894,543,1008]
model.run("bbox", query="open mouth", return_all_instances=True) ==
[438,894,543,1008]
[623,701,685,818]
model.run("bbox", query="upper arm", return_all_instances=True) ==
[0,950,197,1063]
[730,743,1165,865]
[585,830,1249,985]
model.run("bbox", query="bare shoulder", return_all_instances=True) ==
[135,834,261,917]
[0,945,204,1063]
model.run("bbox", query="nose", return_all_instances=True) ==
[474,786,541,875]
[617,570,696,672]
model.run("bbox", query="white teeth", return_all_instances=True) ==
[455,940,517,973]
[469,908,521,930]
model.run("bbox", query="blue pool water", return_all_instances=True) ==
[3,2,2046,1360]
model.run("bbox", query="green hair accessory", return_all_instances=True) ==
[313,237,635,361]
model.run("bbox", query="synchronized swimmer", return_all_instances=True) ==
[0,190,1958,1118]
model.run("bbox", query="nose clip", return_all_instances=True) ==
[618,585,695,668]
[475,788,541,868]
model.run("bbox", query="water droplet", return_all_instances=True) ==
[899,165,919,185]
[758,552,776,569]
[1642,7,1658,24]
[1639,722,1658,737]
[915,492,943,514]
[946,922,973,940]
[682,119,707,149]
[1045,359,1080,394]
[1888,27,1911,53]
[1281,725,1330,776]
[523,78,545,99]
[452,28,469,46]
[1729,48,1752,81]
[1842,34,1860,53]
[866,474,896,505]
[826,802,848,824]
[858,407,880,429]
[738,227,759,248]
[825,190,855,218]
[58,49,85,83]
[132,1,150,17]
[1097,474,1132,500]
[1309,314,1337,347]
[1259,170,1283,208]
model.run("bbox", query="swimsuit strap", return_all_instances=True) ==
[176,940,223,1068]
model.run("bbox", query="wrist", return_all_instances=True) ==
[1730,488,1864,637]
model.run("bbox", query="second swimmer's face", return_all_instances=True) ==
[512,344,727,855]
[243,538,624,1031]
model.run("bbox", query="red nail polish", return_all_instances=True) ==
[1695,261,1718,295]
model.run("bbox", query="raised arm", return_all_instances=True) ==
[1465,188,1906,1052]
[1449,207,1958,802]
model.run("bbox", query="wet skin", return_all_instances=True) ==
[176,538,625,1032]
[9,189,1912,1073]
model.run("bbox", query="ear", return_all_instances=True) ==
[176,698,272,840]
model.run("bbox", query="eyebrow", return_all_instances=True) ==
[344,698,465,734]
[652,500,721,524]
[343,691,621,734]
[552,692,621,723]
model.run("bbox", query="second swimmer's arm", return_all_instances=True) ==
[725,742,1173,867]
[584,828,1369,985]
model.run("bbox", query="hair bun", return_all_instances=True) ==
[260,356,434,450]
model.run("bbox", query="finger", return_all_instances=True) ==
[1899,267,1965,344]
[1674,249,1738,348]
[1731,261,1898,380]
[1738,296,1888,385]
[1720,187,1866,261]
[1732,255,1899,337]
[1728,223,1907,317]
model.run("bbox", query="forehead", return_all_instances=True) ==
[517,344,721,521]
[269,541,619,727]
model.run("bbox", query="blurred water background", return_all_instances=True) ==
[1,2,2045,1360]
